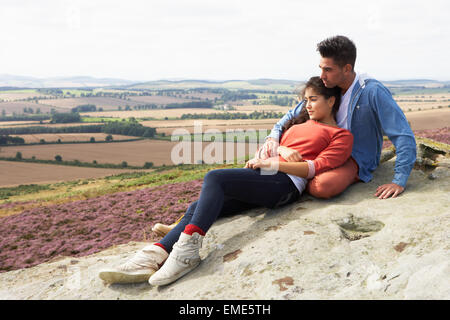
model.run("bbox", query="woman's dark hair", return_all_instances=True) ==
[317,35,357,70]
[281,76,341,132]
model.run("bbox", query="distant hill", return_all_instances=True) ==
[128,79,302,91]
[0,74,448,91]
[382,79,450,88]
[0,74,135,88]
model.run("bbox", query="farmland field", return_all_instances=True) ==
[141,118,277,135]
[125,95,193,104]
[402,108,450,130]
[82,104,290,120]
[0,160,154,188]
[394,93,450,112]
[0,139,260,168]
[83,108,232,119]
[0,121,104,128]
[233,104,292,113]
[177,92,222,100]
[0,121,42,127]
[0,91,52,101]
[37,97,143,111]
[0,101,64,115]
[11,133,140,144]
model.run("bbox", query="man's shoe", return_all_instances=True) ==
[98,244,168,284]
[152,223,174,238]
[152,215,184,237]
[149,232,203,286]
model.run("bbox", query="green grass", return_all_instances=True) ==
[0,184,53,200]
[80,116,121,123]
[104,162,244,182]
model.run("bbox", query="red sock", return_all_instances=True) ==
[183,224,206,236]
[153,242,168,253]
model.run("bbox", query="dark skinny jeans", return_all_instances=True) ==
[159,168,300,252]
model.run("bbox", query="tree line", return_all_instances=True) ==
[165,101,214,109]
[220,91,258,101]
[180,110,285,120]
[0,135,25,145]
[0,121,156,138]
[0,114,51,121]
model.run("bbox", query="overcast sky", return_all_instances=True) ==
[1,0,449,82]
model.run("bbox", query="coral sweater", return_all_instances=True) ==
[279,120,354,176]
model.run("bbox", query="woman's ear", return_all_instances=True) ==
[327,96,336,108]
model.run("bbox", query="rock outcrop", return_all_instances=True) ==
[0,143,449,300]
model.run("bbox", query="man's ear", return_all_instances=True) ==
[344,64,352,74]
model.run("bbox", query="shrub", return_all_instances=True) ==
[144,162,154,169]
[51,112,81,123]
[55,155,62,162]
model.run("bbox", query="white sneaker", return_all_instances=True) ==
[149,232,203,286]
[98,244,168,284]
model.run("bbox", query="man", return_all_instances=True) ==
[263,35,416,200]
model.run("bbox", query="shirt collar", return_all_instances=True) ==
[342,72,359,98]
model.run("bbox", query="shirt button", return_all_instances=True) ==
[356,105,360,109]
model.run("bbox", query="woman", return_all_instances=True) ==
[99,77,353,285]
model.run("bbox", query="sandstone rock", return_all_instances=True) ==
[0,157,449,300]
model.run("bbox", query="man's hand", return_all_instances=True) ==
[277,146,302,162]
[244,158,276,170]
[255,138,278,160]
[374,183,404,199]
[244,158,258,168]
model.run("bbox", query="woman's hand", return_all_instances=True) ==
[277,146,303,162]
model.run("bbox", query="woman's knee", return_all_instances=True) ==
[203,169,223,183]
[307,177,335,199]
[203,168,237,187]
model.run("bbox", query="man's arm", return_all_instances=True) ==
[372,83,417,198]
[265,100,305,142]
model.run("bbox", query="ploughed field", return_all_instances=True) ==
[0,140,259,167]
[0,161,155,188]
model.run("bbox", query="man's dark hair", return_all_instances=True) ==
[317,35,357,70]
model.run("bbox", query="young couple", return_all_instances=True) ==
[98,35,416,286]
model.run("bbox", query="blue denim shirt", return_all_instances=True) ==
[266,74,417,187]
